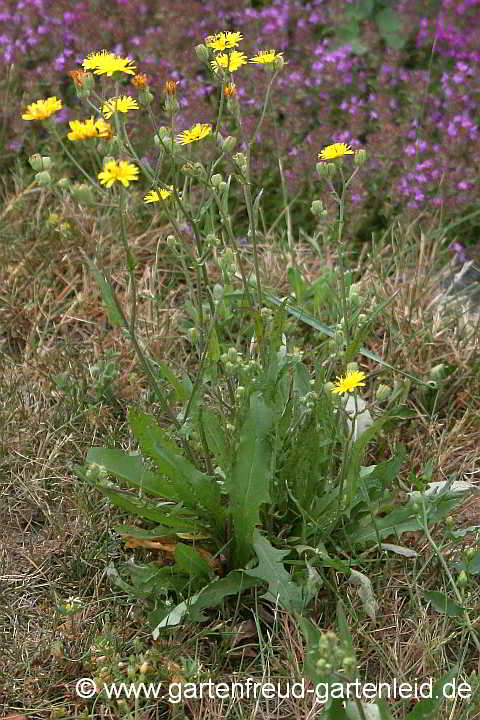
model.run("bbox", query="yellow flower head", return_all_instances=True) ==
[132,73,149,88]
[102,95,139,119]
[210,51,248,74]
[98,159,139,188]
[22,96,63,121]
[164,80,179,96]
[250,49,284,65]
[176,123,212,145]
[144,186,174,203]
[67,116,99,141]
[94,118,114,139]
[318,143,355,161]
[331,370,367,396]
[82,49,136,76]
[205,31,243,51]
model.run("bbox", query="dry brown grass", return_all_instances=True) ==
[2,183,480,719]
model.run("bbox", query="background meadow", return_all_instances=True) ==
[1,1,480,719]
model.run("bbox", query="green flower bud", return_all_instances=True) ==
[235,386,246,399]
[57,177,70,189]
[225,361,236,375]
[311,199,327,216]
[346,362,359,374]
[195,44,210,63]
[164,96,180,115]
[35,170,52,186]
[29,154,52,171]
[445,515,455,529]
[166,234,177,248]
[154,127,170,145]
[376,384,391,402]
[316,161,336,179]
[138,88,154,107]
[354,149,367,166]
[188,327,199,343]
[223,136,237,153]
[217,181,227,193]
[211,173,223,188]
[458,570,468,587]
[232,152,248,173]
[71,183,94,203]
[430,364,446,382]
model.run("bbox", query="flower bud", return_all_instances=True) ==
[430,364,446,382]
[195,44,210,63]
[211,173,223,188]
[35,170,52,186]
[57,177,70,189]
[458,570,468,587]
[445,515,455,529]
[138,88,154,107]
[164,96,180,116]
[354,149,367,166]
[316,161,336,180]
[232,152,248,173]
[311,199,327,216]
[346,362,359,374]
[188,327,199,343]
[273,55,286,71]
[376,384,391,402]
[29,154,52,171]
[154,127,170,145]
[71,183,94,203]
[235,386,246,399]
[217,181,227,193]
[223,136,237,153]
[166,234,177,248]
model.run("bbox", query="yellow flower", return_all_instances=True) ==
[176,123,212,145]
[82,49,136,76]
[318,143,355,161]
[102,95,139,119]
[205,31,243,51]
[144,186,174,202]
[67,116,114,141]
[250,49,284,65]
[210,51,248,73]
[94,118,113,139]
[331,370,367,396]
[98,159,139,188]
[67,116,98,141]
[22,96,63,121]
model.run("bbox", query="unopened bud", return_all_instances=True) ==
[376,384,391,402]
[138,88,154,107]
[458,570,468,587]
[35,170,52,186]
[311,199,327,216]
[195,44,210,63]
[71,183,94,203]
[29,154,52,171]
[354,149,367,166]
[316,161,336,179]
[211,173,223,188]
[430,364,446,382]
[223,136,237,153]
[232,152,247,173]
